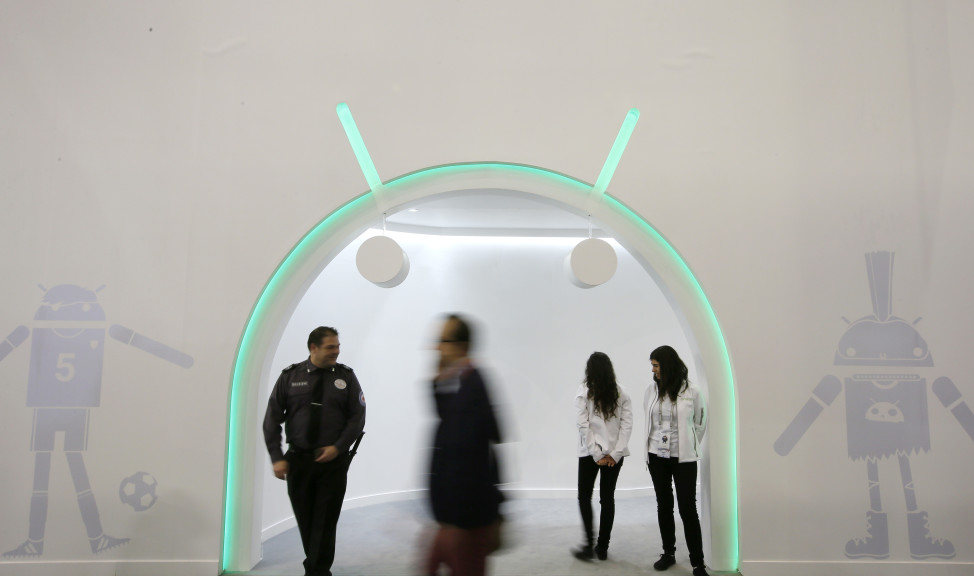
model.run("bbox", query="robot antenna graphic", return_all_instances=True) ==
[0,284,193,558]
[775,252,974,561]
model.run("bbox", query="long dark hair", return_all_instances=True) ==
[585,352,619,419]
[650,345,689,402]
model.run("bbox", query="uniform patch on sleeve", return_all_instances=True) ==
[359,391,366,406]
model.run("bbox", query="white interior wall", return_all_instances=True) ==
[260,228,693,537]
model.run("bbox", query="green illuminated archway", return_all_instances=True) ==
[221,162,739,573]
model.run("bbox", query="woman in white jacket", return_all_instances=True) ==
[572,352,632,562]
[644,345,709,576]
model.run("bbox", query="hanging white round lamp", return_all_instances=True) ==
[356,235,410,288]
[566,237,617,288]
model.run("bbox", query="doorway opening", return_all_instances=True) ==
[221,163,738,573]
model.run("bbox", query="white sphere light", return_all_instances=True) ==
[566,238,617,288]
[356,235,410,288]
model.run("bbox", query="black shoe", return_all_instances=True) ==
[572,544,594,561]
[595,545,608,560]
[653,553,676,571]
[692,566,710,576]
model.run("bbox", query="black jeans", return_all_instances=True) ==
[286,451,349,576]
[647,453,704,567]
[577,455,624,549]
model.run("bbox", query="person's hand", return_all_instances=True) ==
[597,456,617,467]
[315,445,339,463]
[273,460,288,480]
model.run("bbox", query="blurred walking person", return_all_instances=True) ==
[425,314,503,576]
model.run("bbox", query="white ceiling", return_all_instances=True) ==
[381,189,608,237]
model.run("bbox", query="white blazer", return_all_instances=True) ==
[576,383,633,463]
[643,382,707,463]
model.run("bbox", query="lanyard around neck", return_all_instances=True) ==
[657,389,674,426]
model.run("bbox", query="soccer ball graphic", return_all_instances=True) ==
[119,471,158,511]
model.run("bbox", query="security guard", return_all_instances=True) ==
[263,326,366,576]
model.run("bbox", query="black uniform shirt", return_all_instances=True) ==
[263,359,366,463]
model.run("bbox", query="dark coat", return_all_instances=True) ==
[429,365,502,529]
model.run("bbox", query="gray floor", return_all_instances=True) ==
[248,495,728,576]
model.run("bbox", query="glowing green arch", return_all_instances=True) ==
[221,162,739,573]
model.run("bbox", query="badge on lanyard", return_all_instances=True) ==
[658,397,672,458]
[658,434,670,459]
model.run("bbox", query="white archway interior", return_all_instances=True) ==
[223,164,738,572]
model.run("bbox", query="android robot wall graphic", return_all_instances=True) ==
[775,251,974,560]
[0,284,193,558]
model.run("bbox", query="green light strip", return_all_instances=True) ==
[603,193,739,567]
[391,161,592,192]
[593,108,640,195]
[336,102,383,191]
[222,193,371,571]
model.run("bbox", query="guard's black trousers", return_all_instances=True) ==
[286,450,349,576]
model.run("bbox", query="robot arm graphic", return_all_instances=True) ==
[108,325,193,368]
[774,375,842,456]
[932,377,974,443]
[0,326,29,364]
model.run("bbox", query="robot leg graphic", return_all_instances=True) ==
[845,460,889,559]
[65,451,129,554]
[1,452,52,558]
[897,454,954,560]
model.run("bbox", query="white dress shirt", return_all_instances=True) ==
[576,383,633,462]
